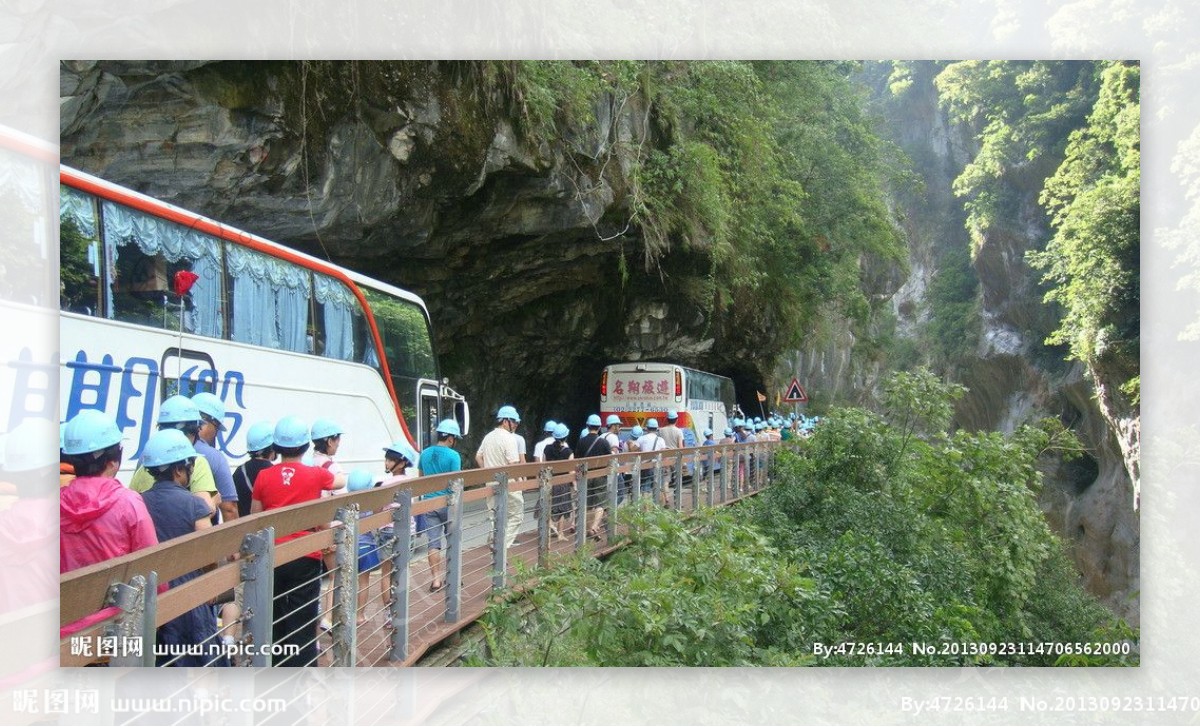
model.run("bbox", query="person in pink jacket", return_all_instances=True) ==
[60,410,158,639]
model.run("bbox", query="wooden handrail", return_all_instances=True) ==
[60,443,779,628]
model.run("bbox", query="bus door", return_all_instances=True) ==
[417,379,440,449]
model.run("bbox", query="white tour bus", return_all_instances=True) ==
[59,166,468,480]
[599,362,736,446]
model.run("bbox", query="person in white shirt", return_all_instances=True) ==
[601,415,623,452]
[533,420,557,462]
[635,418,668,501]
[601,415,629,502]
[659,409,685,450]
[476,405,523,551]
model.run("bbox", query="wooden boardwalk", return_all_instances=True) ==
[340,527,621,667]
[340,483,760,667]
[59,445,775,668]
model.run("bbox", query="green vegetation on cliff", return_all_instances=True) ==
[1029,62,1140,403]
[497,60,906,376]
[932,60,1139,404]
[470,370,1134,667]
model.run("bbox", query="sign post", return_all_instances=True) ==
[782,377,808,405]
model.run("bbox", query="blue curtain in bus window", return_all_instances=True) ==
[277,285,308,352]
[313,273,356,360]
[100,200,224,337]
[226,245,311,352]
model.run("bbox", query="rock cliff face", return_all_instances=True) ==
[853,62,1138,620]
[60,60,750,437]
[59,60,1136,618]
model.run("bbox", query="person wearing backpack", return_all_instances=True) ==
[233,421,276,518]
[543,423,574,541]
[573,415,612,538]
[634,418,668,502]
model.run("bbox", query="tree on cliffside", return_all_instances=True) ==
[1028,61,1140,406]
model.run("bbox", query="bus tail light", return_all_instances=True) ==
[675,370,682,398]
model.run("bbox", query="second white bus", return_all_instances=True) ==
[599,362,736,445]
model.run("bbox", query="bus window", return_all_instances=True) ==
[225,244,311,352]
[101,199,224,338]
[59,188,102,316]
[313,272,360,361]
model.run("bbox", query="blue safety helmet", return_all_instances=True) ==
[62,410,123,456]
[703,428,713,438]
[586,414,602,427]
[142,429,197,468]
[346,468,375,492]
[158,395,202,425]
[606,414,622,427]
[543,420,557,433]
[646,418,659,430]
[580,428,589,438]
[274,416,311,448]
[435,419,462,438]
[384,440,419,466]
[245,421,275,453]
[310,418,343,441]
[553,423,570,440]
[667,409,678,421]
[631,425,644,438]
[191,392,226,431]
[497,405,520,423]
[724,427,734,437]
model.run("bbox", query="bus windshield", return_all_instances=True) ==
[359,286,437,432]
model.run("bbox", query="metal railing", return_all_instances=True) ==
[60,440,780,667]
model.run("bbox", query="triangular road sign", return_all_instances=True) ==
[782,377,808,403]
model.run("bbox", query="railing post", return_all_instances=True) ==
[606,457,620,542]
[537,467,551,568]
[140,571,158,667]
[690,450,700,511]
[751,444,759,491]
[445,478,465,624]
[631,454,642,504]
[390,491,412,662]
[737,448,746,497]
[492,473,509,590]
[105,576,146,668]
[720,449,729,503]
[332,506,358,667]
[756,443,764,490]
[673,452,684,510]
[574,463,588,551]
[240,528,275,668]
[652,453,664,505]
[762,444,771,488]
[707,450,716,508]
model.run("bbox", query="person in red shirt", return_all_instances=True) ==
[250,416,344,666]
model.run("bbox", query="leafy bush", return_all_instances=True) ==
[470,371,1134,666]
[473,504,825,666]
